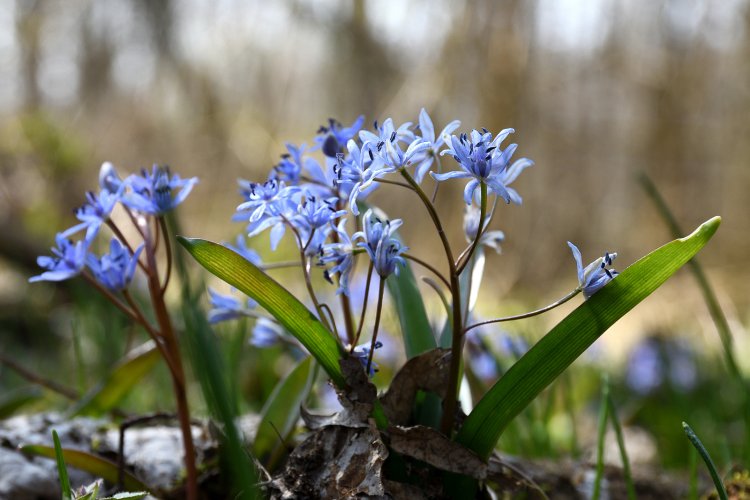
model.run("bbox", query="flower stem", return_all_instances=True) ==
[366,277,386,375]
[159,217,172,297]
[403,253,451,289]
[463,289,581,333]
[352,262,374,350]
[398,168,463,435]
[456,181,486,275]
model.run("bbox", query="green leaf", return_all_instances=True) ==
[683,422,729,500]
[178,237,346,387]
[387,257,436,358]
[456,217,721,460]
[52,430,73,500]
[253,356,315,461]
[0,387,43,419]
[70,341,160,416]
[21,443,148,492]
[100,493,149,500]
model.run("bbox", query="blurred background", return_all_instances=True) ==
[1,0,748,471]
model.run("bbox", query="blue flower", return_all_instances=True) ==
[317,115,365,158]
[223,234,263,266]
[433,129,533,205]
[252,317,284,347]
[351,340,383,377]
[123,165,198,215]
[463,203,505,253]
[318,220,355,295]
[235,179,300,250]
[412,108,461,183]
[60,188,122,242]
[567,242,619,299]
[86,238,144,291]
[207,287,258,324]
[30,234,90,283]
[291,193,346,255]
[358,117,415,146]
[333,140,388,216]
[99,161,124,192]
[354,209,407,278]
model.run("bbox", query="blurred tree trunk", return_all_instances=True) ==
[16,0,43,110]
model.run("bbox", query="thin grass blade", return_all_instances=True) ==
[683,422,728,500]
[52,430,73,500]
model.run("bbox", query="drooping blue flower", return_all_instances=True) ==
[354,209,407,278]
[223,234,263,266]
[316,115,365,158]
[351,340,383,377]
[207,287,258,324]
[463,203,505,253]
[60,188,122,242]
[318,220,355,295]
[433,129,533,205]
[567,242,619,299]
[412,108,461,183]
[86,238,144,291]
[29,234,90,283]
[122,165,198,215]
[333,140,389,215]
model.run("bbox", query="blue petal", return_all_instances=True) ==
[567,242,585,285]
[431,170,471,182]
[463,179,479,205]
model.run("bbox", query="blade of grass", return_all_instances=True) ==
[683,422,728,500]
[456,216,720,460]
[52,430,72,500]
[70,341,160,416]
[253,356,315,463]
[178,237,345,387]
[21,443,148,491]
[607,391,636,500]
[592,374,609,500]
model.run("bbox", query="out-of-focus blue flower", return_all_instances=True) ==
[412,109,461,183]
[433,129,533,205]
[567,242,619,299]
[351,340,383,377]
[223,234,263,266]
[317,115,365,158]
[207,287,258,324]
[354,209,407,278]
[99,161,123,192]
[60,188,122,242]
[463,203,505,253]
[86,238,143,291]
[625,338,662,395]
[272,143,306,185]
[252,317,284,347]
[122,165,198,215]
[30,234,90,283]
[318,220,355,295]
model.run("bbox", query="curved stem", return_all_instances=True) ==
[352,262,374,350]
[81,273,139,324]
[159,217,172,297]
[260,260,302,270]
[373,177,414,190]
[455,195,499,267]
[422,277,452,324]
[366,277,386,375]
[456,181,486,275]
[463,288,581,334]
[404,253,451,289]
[122,289,179,379]
[398,168,463,435]
[106,220,148,273]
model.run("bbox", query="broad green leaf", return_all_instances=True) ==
[70,341,160,416]
[178,237,346,387]
[21,443,148,491]
[253,356,315,461]
[457,216,720,460]
[387,257,436,358]
[52,430,72,500]
[0,387,43,419]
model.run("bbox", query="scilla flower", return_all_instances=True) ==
[412,108,461,183]
[29,233,90,283]
[355,210,407,278]
[207,287,258,324]
[86,238,144,291]
[319,220,356,295]
[433,129,533,205]
[317,115,365,158]
[567,242,619,299]
[60,187,122,241]
[123,165,198,215]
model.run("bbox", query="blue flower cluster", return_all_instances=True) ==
[30,162,197,291]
